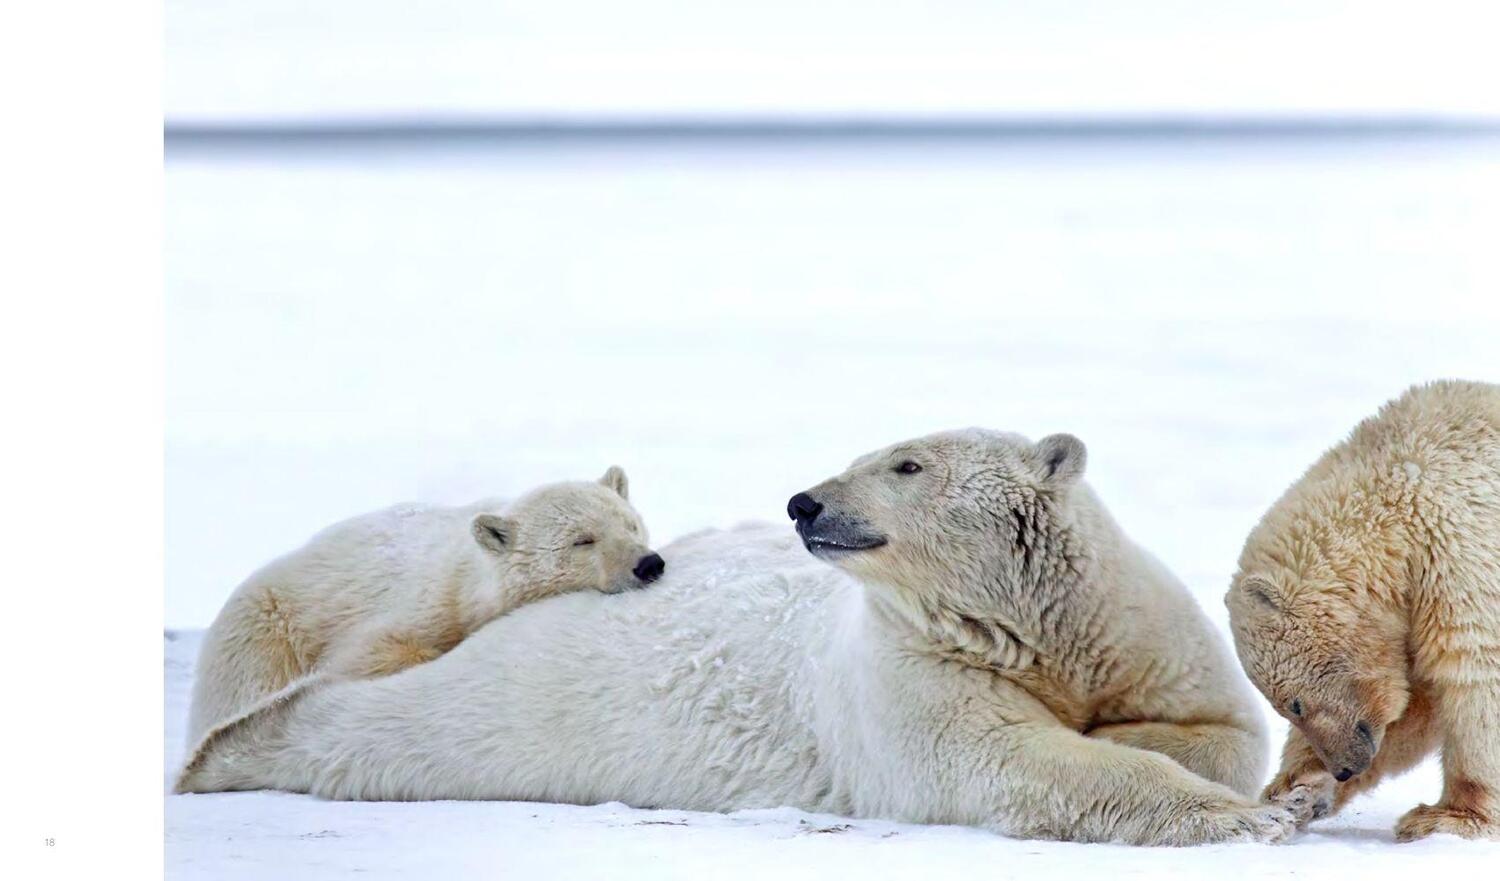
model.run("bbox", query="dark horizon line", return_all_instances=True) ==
[165,112,1500,147]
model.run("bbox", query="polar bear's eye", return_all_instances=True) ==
[573,537,596,547]
[1289,699,1303,717]
[895,461,922,475]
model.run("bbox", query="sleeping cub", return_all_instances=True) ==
[180,466,662,774]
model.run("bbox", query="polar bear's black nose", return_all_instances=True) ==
[633,552,665,584]
[787,492,823,524]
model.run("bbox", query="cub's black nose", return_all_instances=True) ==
[1335,767,1354,782]
[633,552,665,584]
[787,492,823,524]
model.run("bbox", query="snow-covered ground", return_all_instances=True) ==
[165,629,1497,878]
[167,134,1500,876]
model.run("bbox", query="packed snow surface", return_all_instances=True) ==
[165,629,1498,878]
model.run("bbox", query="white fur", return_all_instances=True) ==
[181,431,1283,845]
[183,473,652,765]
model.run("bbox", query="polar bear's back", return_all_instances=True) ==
[275,521,858,809]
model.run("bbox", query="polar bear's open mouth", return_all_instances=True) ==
[798,522,888,557]
[803,534,887,555]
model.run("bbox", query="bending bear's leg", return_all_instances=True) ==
[1395,561,1500,842]
[1263,691,1440,827]
[1395,679,1500,840]
[1087,721,1265,797]
[1395,695,1500,840]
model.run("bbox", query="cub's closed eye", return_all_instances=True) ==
[1289,699,1303,717]
[573,537,596,547]
[895,461,922,475]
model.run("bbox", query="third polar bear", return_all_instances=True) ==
[183,467,662,758]
[178,429,1284,845]
[1227,380,1500,841]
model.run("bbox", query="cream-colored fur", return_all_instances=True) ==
[179,430,1286,845]
[1227,380,1500,841]
[179,467,657,782]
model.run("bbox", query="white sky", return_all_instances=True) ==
[166,0,1500,121]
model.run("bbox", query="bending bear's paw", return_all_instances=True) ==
[1262,769,1335,829]
[1395,804,1500,842]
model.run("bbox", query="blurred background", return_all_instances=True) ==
[166,1,1500,629]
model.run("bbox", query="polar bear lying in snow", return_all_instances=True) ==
[180,467,661,782]
[178,430,1286,845]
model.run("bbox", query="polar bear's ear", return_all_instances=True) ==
[1033,434,1086,485]
[600,465,629,500]
[1239,577,1281,611]
[471,514,515,555]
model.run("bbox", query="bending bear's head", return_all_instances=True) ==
[471,466,663,599]
[787,428,1089,620]
[1226,561,1409,783]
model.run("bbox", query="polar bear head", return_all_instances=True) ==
[787,429,1089,649]
[1225,563,1408,783]
[471,466,664,601]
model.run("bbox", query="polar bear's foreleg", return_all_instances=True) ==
[1263,692,1440,828]
[953,719,1295,845]
[1395,676,1500,840]
[1086,721,1264,797]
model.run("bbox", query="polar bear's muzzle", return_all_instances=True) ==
[787,491,887,558]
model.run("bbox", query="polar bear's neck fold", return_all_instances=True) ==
[860,545,1111,688]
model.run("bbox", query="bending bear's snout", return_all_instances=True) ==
[1301,715,1377,783]
[633,552,665,584]
[787,492,823,524]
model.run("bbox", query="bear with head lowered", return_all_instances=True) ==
[1228,380,1500,842]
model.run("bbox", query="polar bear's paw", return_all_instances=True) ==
[1263,770,1336,828]
[1395,803,1500,842]
[1174,801,1298,845]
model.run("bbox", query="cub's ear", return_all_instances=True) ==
[600,465,629,500]
[1240,577,1281,611]
[471,514,515,555]
[1033,434,1086,485]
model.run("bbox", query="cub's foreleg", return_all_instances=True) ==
[1263,691,1440,828]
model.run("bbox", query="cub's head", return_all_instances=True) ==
[471,466,664,598]
[786,428,1088,603]
[1226,562,1408,783]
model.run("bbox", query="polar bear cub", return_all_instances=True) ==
[183,467,661,755]
[1227,380,1500,842]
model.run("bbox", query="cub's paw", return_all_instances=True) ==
[1262,769,1335,829]
[1395,804,1500,842]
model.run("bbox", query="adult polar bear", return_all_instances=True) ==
[179,429,1289,845]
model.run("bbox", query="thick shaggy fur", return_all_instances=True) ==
[180,468,654,783]
[1227,380,1500,841]
[179,430,1283,845]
